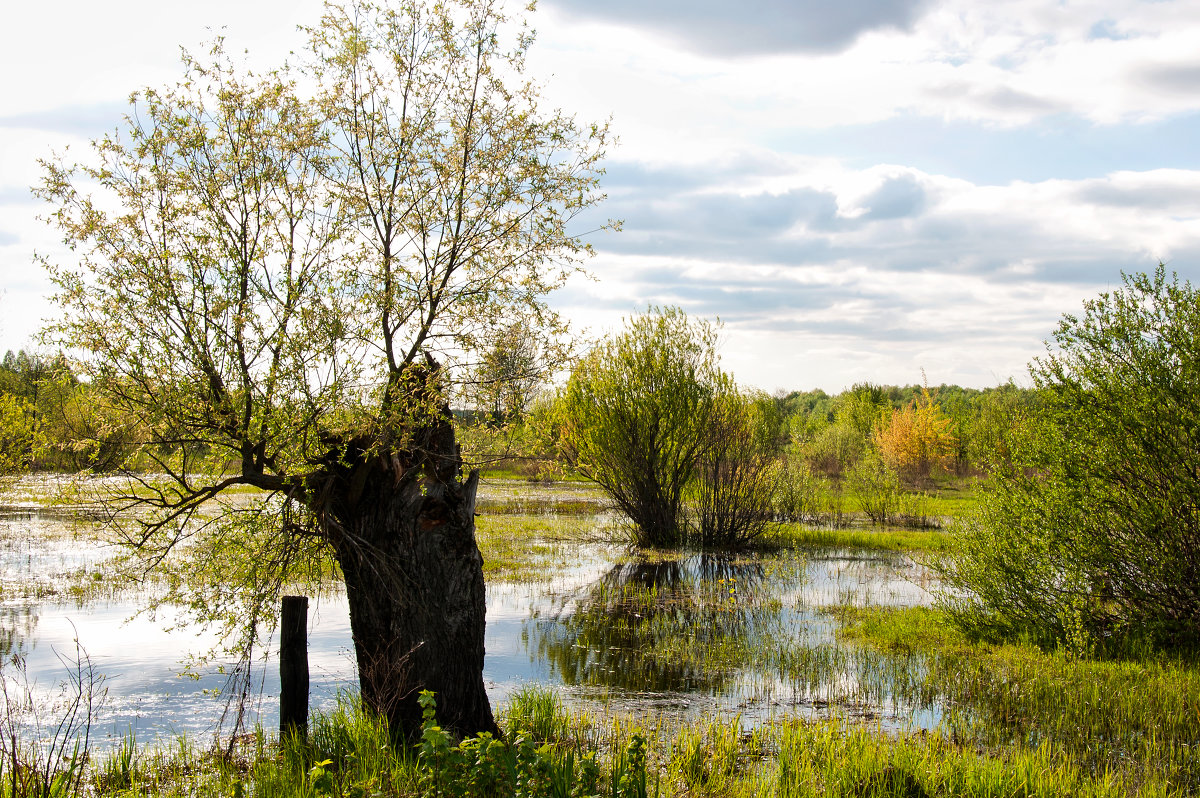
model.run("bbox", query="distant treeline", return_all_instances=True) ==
[773,380,1035,480]
[459,371,1036,492]
[0,349,137,473]
[0,345,1035,482]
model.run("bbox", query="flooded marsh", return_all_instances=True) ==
[0,475,1198,795]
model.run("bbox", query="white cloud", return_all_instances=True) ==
[528,0,1200,159]
[551,155,1200,389]
[5,0,1200,390]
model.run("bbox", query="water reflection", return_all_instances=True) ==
[0,605,38,659]
[0,493,948,744]
[526,555,786,693]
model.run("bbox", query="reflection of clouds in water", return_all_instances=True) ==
[0,530,620,749]
[3,499,948,744]
[793,550,936,608]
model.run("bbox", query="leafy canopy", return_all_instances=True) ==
[941,266,1200,652]
[33,0,611,660]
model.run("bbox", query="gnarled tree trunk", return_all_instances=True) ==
[323,411,498,741]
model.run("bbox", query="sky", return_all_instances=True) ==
[3,0,1200,393]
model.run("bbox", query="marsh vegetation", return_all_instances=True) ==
[1,467,1198,796]
[1,0,1196,781]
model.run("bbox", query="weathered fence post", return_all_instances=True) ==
[280,595,309,740]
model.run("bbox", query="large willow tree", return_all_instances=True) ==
[36,0,609,738]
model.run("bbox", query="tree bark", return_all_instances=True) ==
[324,415,498,742]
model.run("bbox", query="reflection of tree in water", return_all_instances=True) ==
[0,605,38,660]
[527,554,784,693]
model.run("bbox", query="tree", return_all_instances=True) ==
[691,391,783,546]
[873,383,957,485]
[940,267,1200,652]
[0,393,41,477]
[467,323,544,423]
[558,308,721,547]
[36,0,609,739]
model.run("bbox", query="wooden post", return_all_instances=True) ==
[280,595,309,739]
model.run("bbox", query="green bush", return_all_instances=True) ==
[773,457,830,525]
[848,454,903,527]
[558,307,720,546]
[940,267,1200,652]
[690,392,781,546]
[560,307,781,548]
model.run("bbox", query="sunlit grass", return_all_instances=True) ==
[475,513,615,582]
[835,604,1200,791]
[766,523,958,552]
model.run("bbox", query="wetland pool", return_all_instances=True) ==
[0,488,941,748]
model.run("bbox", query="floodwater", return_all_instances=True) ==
[0,482,939,749]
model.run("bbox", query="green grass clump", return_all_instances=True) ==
[503,686,574,744]
[836,605,1200,791]
[767,524,956,552]
[766,720,1138,798]
[475,514,611,582]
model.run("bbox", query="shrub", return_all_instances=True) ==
[774,456,830,525]
[558,308,722,547]
[940,267,1200,651]
[690,392,782,546]
[848,454,903,526]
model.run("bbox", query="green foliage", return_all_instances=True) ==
[691,391,782,547]
[781,380,1033,481]
[799,420,864,478]
[416,690,616,798]
[940,267,1200,651]
[847,454,904,526]
[768,720,1135,798]
[0,349,139,473]
[0,392,42,476]
[559,307,785,547]
[773,456,837,526]
[845,455,939,529]
[937,382,1037,475]
[457,393,570,482]
[558,307,723,547]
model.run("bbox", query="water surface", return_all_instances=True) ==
[0,490,938,747]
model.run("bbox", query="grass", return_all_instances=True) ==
[917,474,986,518]
[766,523,958,552]
[77,697,1192,797]
[836,604,1200,792]
[8,473,1199,797]
[475,513,616,582]
[80,692,657,797]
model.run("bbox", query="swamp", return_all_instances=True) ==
[2,472,1199,797]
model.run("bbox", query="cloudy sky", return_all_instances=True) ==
[3,0,1200,392]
